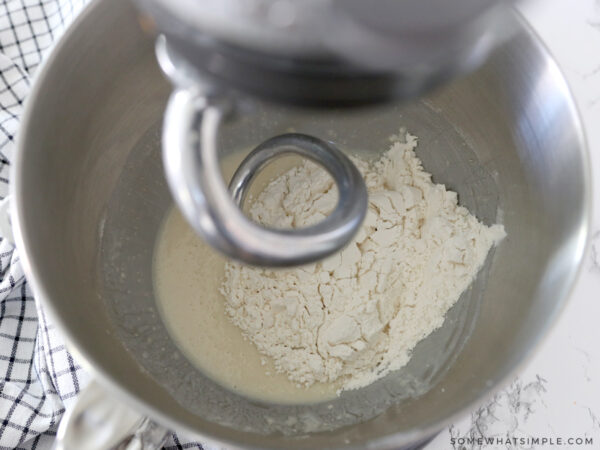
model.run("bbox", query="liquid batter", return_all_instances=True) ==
[153,154,340,404]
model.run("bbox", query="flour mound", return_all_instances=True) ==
[221,132,505,391]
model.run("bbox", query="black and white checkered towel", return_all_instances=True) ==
[0,1,201,448]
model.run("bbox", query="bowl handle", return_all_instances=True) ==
[55,380,170,450]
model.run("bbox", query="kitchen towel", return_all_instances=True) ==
[0,1,201,448]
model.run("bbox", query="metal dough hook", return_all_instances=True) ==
[157,38,368,267]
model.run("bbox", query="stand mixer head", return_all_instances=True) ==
[134,0,513,266]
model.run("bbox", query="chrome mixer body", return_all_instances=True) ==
[134,0,513,266]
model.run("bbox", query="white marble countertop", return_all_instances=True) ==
[427,0,600,448]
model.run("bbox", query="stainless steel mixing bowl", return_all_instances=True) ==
[12,0,590,448]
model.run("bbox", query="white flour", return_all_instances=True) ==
[221,132,505,391]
